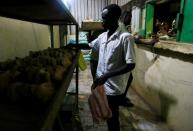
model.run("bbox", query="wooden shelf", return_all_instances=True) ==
[81,21,103,30]
[0,51,80,131]
[0,1,80,130]
[40,51,80,131]
[0,0,77,25]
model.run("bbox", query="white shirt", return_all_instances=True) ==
[91,27,136,95]
[89,39,99,61]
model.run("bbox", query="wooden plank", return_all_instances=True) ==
[0,0,77,25]
[40,51,80,131]
[81,21,103,30]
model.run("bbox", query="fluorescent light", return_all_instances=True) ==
[61,0,71,9]
[61,0,68,6]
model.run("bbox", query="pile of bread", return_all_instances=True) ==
[0,47,76,103]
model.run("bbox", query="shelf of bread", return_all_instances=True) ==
[0,46,79,131]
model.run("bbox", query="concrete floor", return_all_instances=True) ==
[67,63,171,131]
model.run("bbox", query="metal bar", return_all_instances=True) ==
[50,25,54,48]
[56,115,65,131]
[75,25,79,109]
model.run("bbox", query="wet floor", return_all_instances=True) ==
[67,63,171,131]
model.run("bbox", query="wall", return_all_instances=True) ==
[66,0,137,28]
[179,0,193,43]
[67,0,132,27]
[65,0,134,34]
[108,0,132,6]
[0,16,50,61]
[132,45,193,131]
[118,0,132,6]
[67,0,107,27]
[131,6,141,33]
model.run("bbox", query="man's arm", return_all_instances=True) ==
[134,34,159,45]
[134,38,158,45]
[67,44,91,50]
[95,63,135,85]
[67,36,100,50]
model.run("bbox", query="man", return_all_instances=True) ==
[90,4,136,131]
[118,11,159,107]
[118,10,134,107]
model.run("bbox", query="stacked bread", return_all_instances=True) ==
[0,47,76,103]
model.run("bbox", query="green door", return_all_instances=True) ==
[145,3,154,38]
[179,0,193,43]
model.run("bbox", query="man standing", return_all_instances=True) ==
[90,4,136,131]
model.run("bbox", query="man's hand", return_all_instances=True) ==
[149,38,159,45]
[94,75,108,85]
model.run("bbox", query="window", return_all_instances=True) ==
[145,0,181,41]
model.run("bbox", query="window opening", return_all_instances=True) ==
[153,0,181,41]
